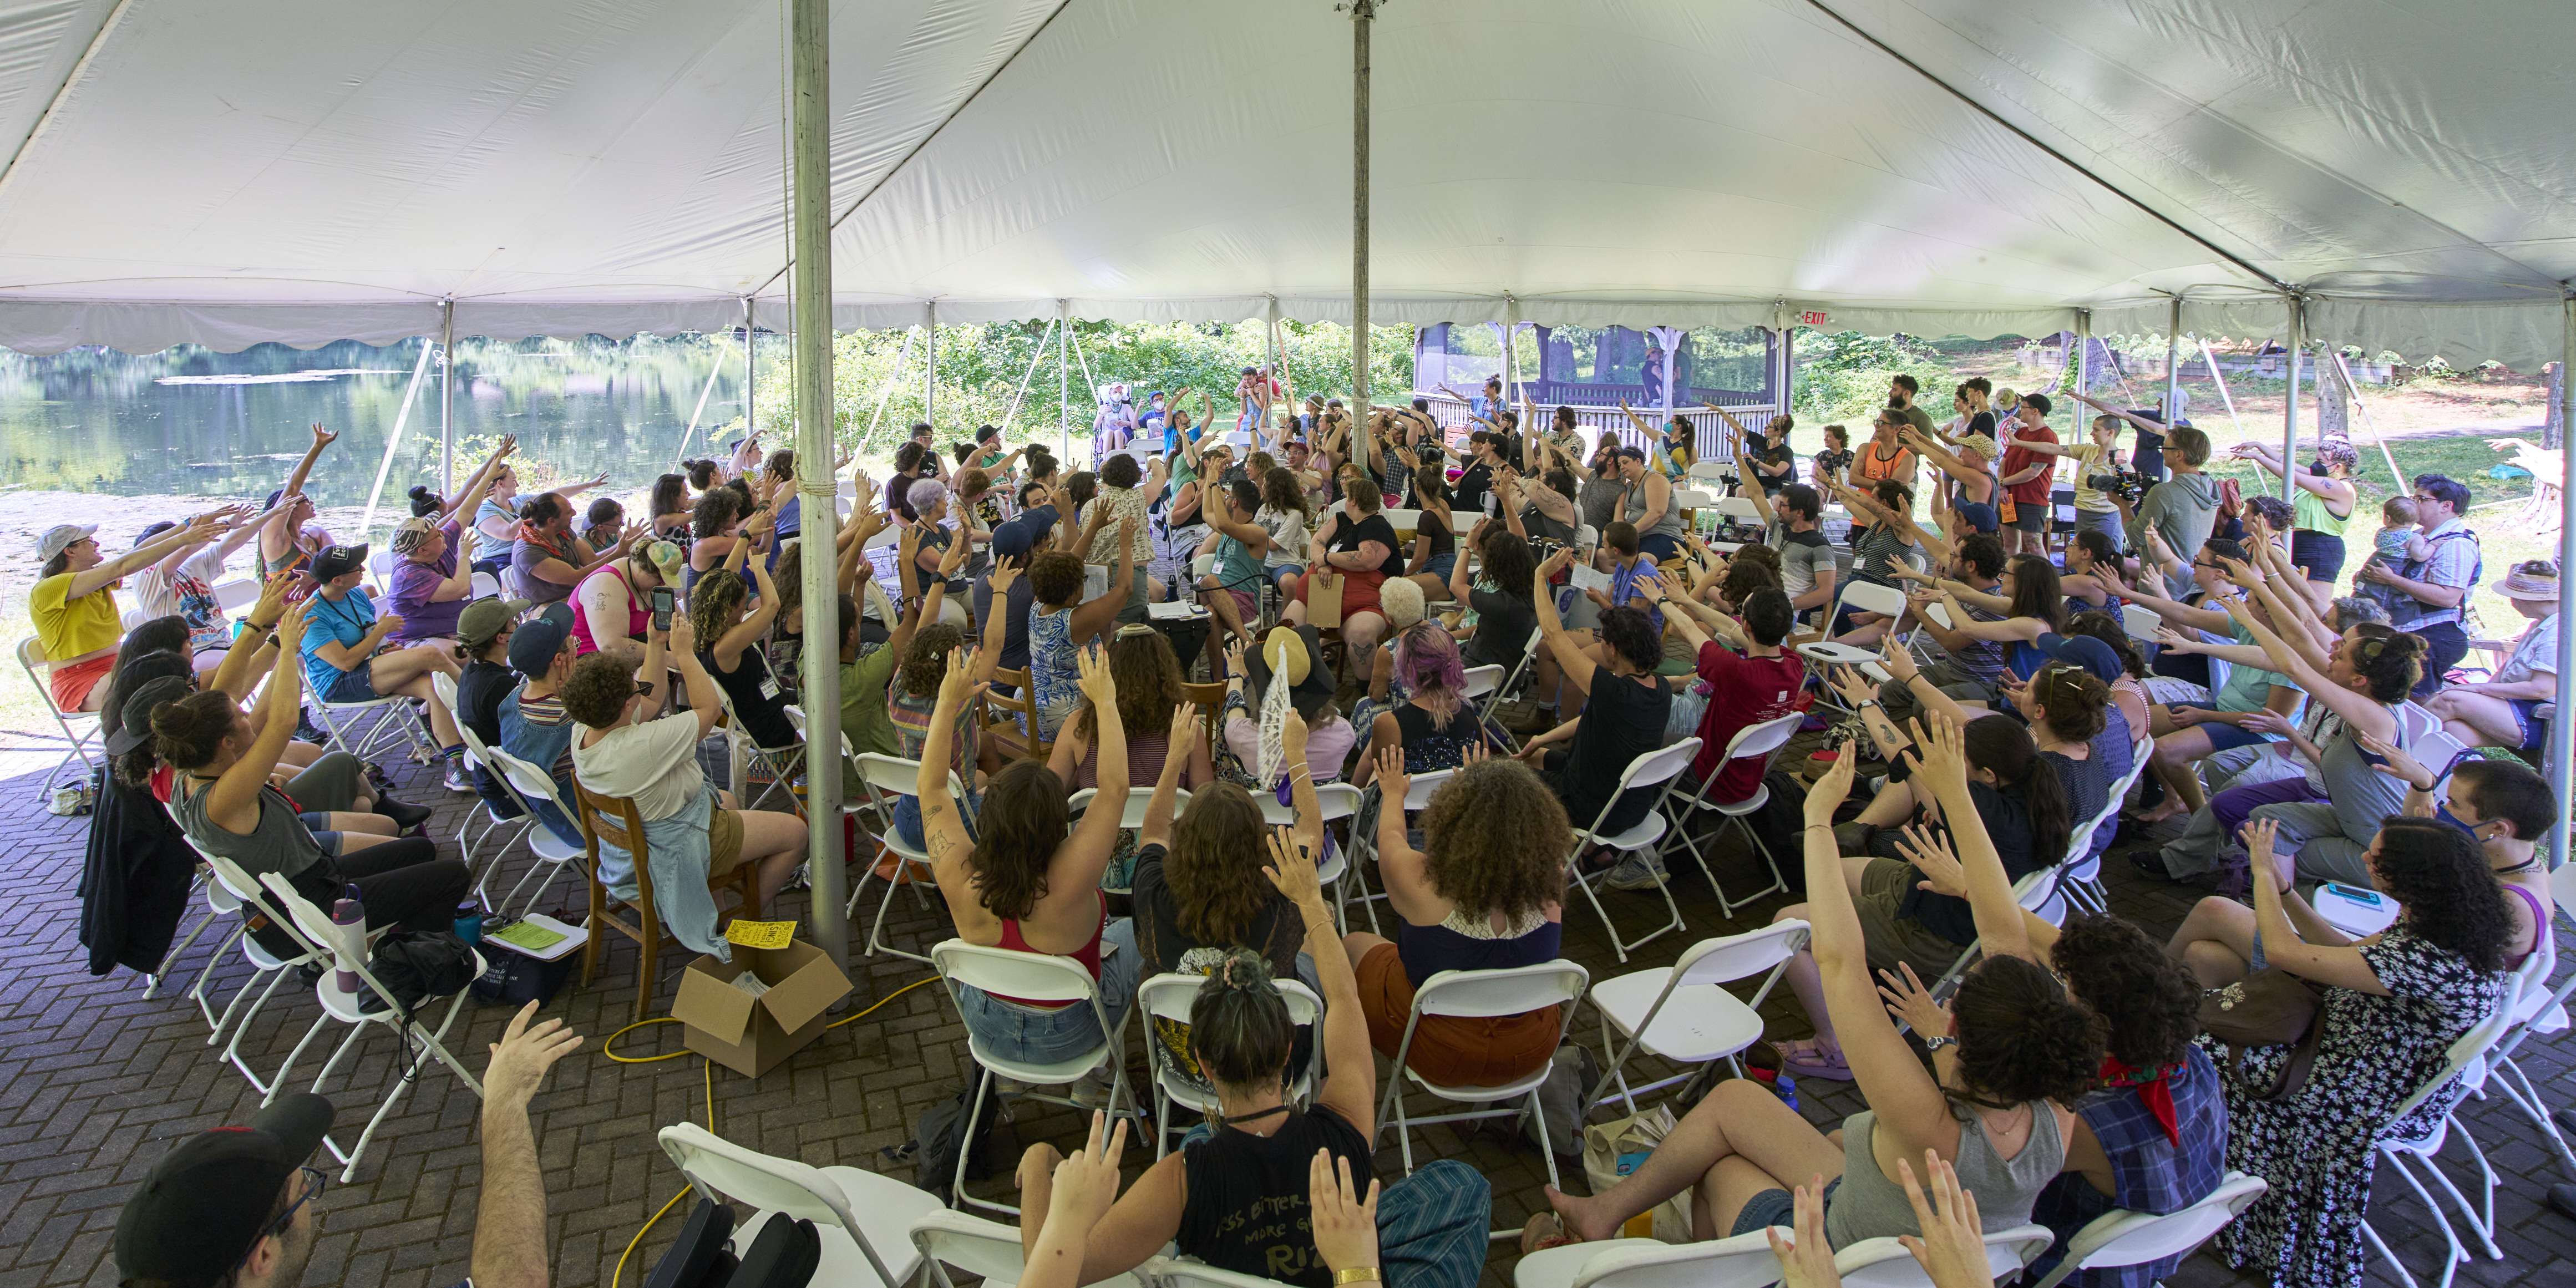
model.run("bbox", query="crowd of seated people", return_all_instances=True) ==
[59,358,2563,1288]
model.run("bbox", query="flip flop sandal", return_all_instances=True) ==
[1776,1037,1856,1082]
[1519,1213,1579,1256]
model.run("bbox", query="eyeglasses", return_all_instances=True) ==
[633,681,656,697]
[237,1167,327,1267]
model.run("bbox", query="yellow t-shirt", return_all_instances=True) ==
[2067,442,2116,514]
[30,572,120,661]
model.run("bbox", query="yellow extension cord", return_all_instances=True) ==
[603,976,940,1288]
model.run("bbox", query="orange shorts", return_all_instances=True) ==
[50,653,114,713]
[1355,941,1559,1088]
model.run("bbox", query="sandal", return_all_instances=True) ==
[1776,1037,1855,1082]
[1519,1212,1579,1255]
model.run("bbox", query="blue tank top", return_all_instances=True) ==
[2005,637,2048,681]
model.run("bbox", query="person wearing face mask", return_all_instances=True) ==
[2232,437,2360,594]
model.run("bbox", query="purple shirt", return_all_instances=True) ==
[388,519,466,641]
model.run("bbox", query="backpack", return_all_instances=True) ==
[641,1200,736,1288]
[904,1067,1007,1200]
[727,1215,820,1288]
[1737,768,1817,895]
[359,930,478,1016]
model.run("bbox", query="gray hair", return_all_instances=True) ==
[2330,595,2391,630]
[906,478,950,511]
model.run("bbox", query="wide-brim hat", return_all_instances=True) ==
[1247,625,1335,719]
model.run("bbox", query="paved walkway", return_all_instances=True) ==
[0,733,2568,1288]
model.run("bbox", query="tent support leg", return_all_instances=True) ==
[2284,295,2305,503]
[356,332,438,542]
[2554,291,2576,873]
[925,300,937,426]
[1350,0,1376,405]
[999,319,1055,436]
[675,331,732,465]
[2332,349,2409,493]
[2199,337,2245,441]
[789,0,848,973]
[439,300,455,495]
[2163,297,2183,424]
[1059,301,1072,462]
[862,326,915,443]
[743,297,755,439]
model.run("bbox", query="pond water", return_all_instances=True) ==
[0,334,748,508]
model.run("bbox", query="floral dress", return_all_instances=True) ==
[2200,925,2508,1288]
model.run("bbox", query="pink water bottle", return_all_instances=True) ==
[330,888,366,994]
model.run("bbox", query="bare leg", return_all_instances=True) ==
[2167,895,2259,988]
[2423,689,2525,750]
[2142,727,2217,820]
[1343,611,1386,682]
[373,668,462,747]
[731,808,812,912]
[1770,905,1839,1051]
[278,742,324,769]
[1545,1080,1843,1243]
[1852,775,1920,829]
[1341,930,1392,974]
[320,811,399,836]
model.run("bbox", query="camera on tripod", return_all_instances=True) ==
[2090,470,2147,505]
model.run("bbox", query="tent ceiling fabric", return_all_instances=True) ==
[0,0,2568,363]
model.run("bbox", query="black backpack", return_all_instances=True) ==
[903,1067,1006,1200]
[642,1200,736,1288]
[359,930,478,1016]
[1738,768,1816,896]
[726,1215,819,1288]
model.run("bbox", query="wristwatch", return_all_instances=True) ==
[1922,1035,1958,1054]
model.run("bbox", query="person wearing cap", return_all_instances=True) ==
[454,596,535,816]
[511,487,643,612]
[300,542,475,792]
[115,1004,583,1288]
[1215,626,1355,782]
[2423,558,2561,755]
[975,494,1061,675]
[31,511,232,712]
[384,438,514,646]
[571,524,683,668]
[498,605,586,848]
[130,496,292,672]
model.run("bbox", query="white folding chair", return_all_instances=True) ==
[184,849,323,1094]
[1375,959,1589,1221]
[479,747,591,917]
[1513,1229,1784,1288]
[2119,602,2162,642]
[2058,733,2153,914]
[429,671,534,893]
[1832,1224,2054,1287]
[176,868,252,1026]
[1480,627,1544,723]
[1069,784,1186,896]
[1342,769,1456,935]
[715,683,805,815]
[1797,579,1906,689]
[912,1209,1149,1288]
[1255,782,1363,929]
[1561,738,1702,963]
[212,578,261,612]
[139,866,226,1002]
[311,667,427,764]
[2025,1172,2268,1288]
[1660,712,1804,916]
[1145,1259,1298,1288]
[845,751,967,964]
[660,1121,940,1288]
[1137,972,1324,1157]
[469,570,501,600]
[256,873,486,1181]
[18,636,105,795]
[930,939,1138,1214]
[1589,921,1810,1115]
[2479,863,2576,1180]
[2362,1000,2522,1286]
[1926,865,2065,1005]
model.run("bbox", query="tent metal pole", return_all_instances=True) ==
[2073,311,2091,409]
[1503,297,1521,408]
[999,318,1055,435]
[789,0,848,972]
[439,300,455,495]
[2199,337,2245,441]
[2554,291,2575,870]
[1058,302,1072,462]
[2283,296,2304,503]
[861,326,915,442]
[2163,297,2182,423]
[675,332,732,465]
[743,297,756,442]
[1070,321,1099,425]
[1350,0,1375,408]
[2331,349,2408,491]
[925,300,937,427]
[356,333,438,542]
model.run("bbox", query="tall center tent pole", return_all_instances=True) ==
[2284,295,2305,503]
[2553,292,2576,870]
[1349,0,1375,408]
[439,300,456,495]
[925,301,938,428]
[1058,301,1072,462]
[789,0,849,971]
[744,297,757,444]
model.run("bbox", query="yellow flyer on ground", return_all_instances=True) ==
[726,920,797,950]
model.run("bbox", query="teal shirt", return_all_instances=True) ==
[2211,622,2299,731]
[1209,531,1266,592]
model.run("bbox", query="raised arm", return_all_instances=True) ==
[1134,701,1198,853]
[1068,521,1138,643]
[2242,819,2387,992]
[1909,712,2036,962]
[1267,823,1373,1135]
[70,511,230,601]
[277,423,336,508]
[1053,647,1130,891]
[2212,589,2398,739]
[1533,550,1598,698]
[206,600,312,834]
[2067,391,2170,439]
[1801,748,1953,1138]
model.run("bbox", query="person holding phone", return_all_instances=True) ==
[570,533,684,670]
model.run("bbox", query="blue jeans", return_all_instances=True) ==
[894,790,982,851]
[951,919,1140,1067]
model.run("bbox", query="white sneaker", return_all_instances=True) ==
[1603,854,1670,892]
[1069,1068,1115,1110]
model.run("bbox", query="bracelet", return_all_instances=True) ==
[1333,1270,1382,1286]
[1922,1035,1958,1054]
[1804,823,1835,832]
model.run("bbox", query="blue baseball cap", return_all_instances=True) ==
[2036,633,2123,684]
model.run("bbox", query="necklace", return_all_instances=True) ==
[2495,853,2542,876]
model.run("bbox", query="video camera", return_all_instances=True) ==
[2087,470,2148,506]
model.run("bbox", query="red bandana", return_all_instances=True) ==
[2098,1056,2182,1145]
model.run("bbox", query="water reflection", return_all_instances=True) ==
[0,334,743,506]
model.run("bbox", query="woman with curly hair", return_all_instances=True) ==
[1446,516,1538,673]
[1253,466,1312,595]
[1348,620,1488,785]
[1342,752,1570,1088]
[2183,817,2509,1288]
[1537,725,2101,1251]
[1047,625,1214,889]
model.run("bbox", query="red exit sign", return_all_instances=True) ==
[1800,311,1831,327]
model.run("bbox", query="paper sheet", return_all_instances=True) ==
[725,919,797,950]
[1569,565,1611,594]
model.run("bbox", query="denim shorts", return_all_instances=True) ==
[893,790,982,851]
[1421,552,1457,581]
[2189,715,2271,753]
[949,919,1140,1068]
[1733,1177,1839,1238]
[322,665,379,704]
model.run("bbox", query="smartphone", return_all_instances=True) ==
[650,586,675,631]
[2321,881,2384,907]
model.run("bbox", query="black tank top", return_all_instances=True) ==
[699,643,795,748]
[1177,1106,1372,1287]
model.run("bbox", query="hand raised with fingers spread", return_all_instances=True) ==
[1260,825,1323,908]
[1878,961,1951,1037]
[1906,711,1972,803]
[1804,739,1858,825]
[1372,744,1410,809]
[939,645,987,708]
[2355,726,2438,791]
[1764,1176,1840,1288]
[2238,817,2293,893]
[1827,665,1878,709]
[1893,822,1966,898]
[484,1000,584,1112]
[1896,1153,1986,1288]
[1308,1149,1381,1274]
[1074,641,1118,706]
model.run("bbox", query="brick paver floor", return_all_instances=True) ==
[3,742,2570,1288]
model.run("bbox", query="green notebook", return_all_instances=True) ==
[491,920,568,953]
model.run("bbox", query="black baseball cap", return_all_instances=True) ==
[509,603,576,680]
[106,674,195,756]
[309,544,367,581]
[114,1093,333,1288]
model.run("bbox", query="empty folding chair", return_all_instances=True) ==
[659,1121,941,1288]
[1137,972,1324,1157]
[2025,1172,2268,1288]
[256,873,486,1181]
[1562,739,1703,963]
[1513,1229,1785,1288]
[1660,712,1804,916]
[1375,960,1589,1211]
[844,751,967,965]
[1589,921,1810,1115]
[185,849,323,1094]
[1796,579,1908,693]
[930,939,1138,1214]
[1831,1224,2054,1287]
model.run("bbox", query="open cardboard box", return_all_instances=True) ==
[671,938,853,1077]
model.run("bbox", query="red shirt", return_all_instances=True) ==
[1691,641,1806,799]
[2001,423,2058,507]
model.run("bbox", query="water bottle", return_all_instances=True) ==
[329,886,367,995]
[453,900,484,946]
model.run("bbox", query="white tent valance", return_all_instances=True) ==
[0,0,2571,364]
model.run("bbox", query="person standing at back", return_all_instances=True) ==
[2355,473,2481,697]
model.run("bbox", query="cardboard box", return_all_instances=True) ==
[671,938,853,1077]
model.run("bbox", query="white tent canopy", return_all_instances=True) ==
[0,0,2571,361]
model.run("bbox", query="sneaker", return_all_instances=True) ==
[442,757,474,793]
[293,712,328,744]
[1602,854,1670,892]
[1069,1068,1114,1110]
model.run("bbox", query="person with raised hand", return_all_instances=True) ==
[33,509,231,711]
[1016,1112,1132,1288]
[1543,736,2098,1254]
[469,1002,585,1288]
[926,642,1140,1091]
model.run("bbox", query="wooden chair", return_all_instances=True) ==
[983,667,1053,763]
[574,783,764,1022]
[1179,680,1226,758]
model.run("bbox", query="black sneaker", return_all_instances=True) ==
[293,712,327,744]
[2128,850,2178,882]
